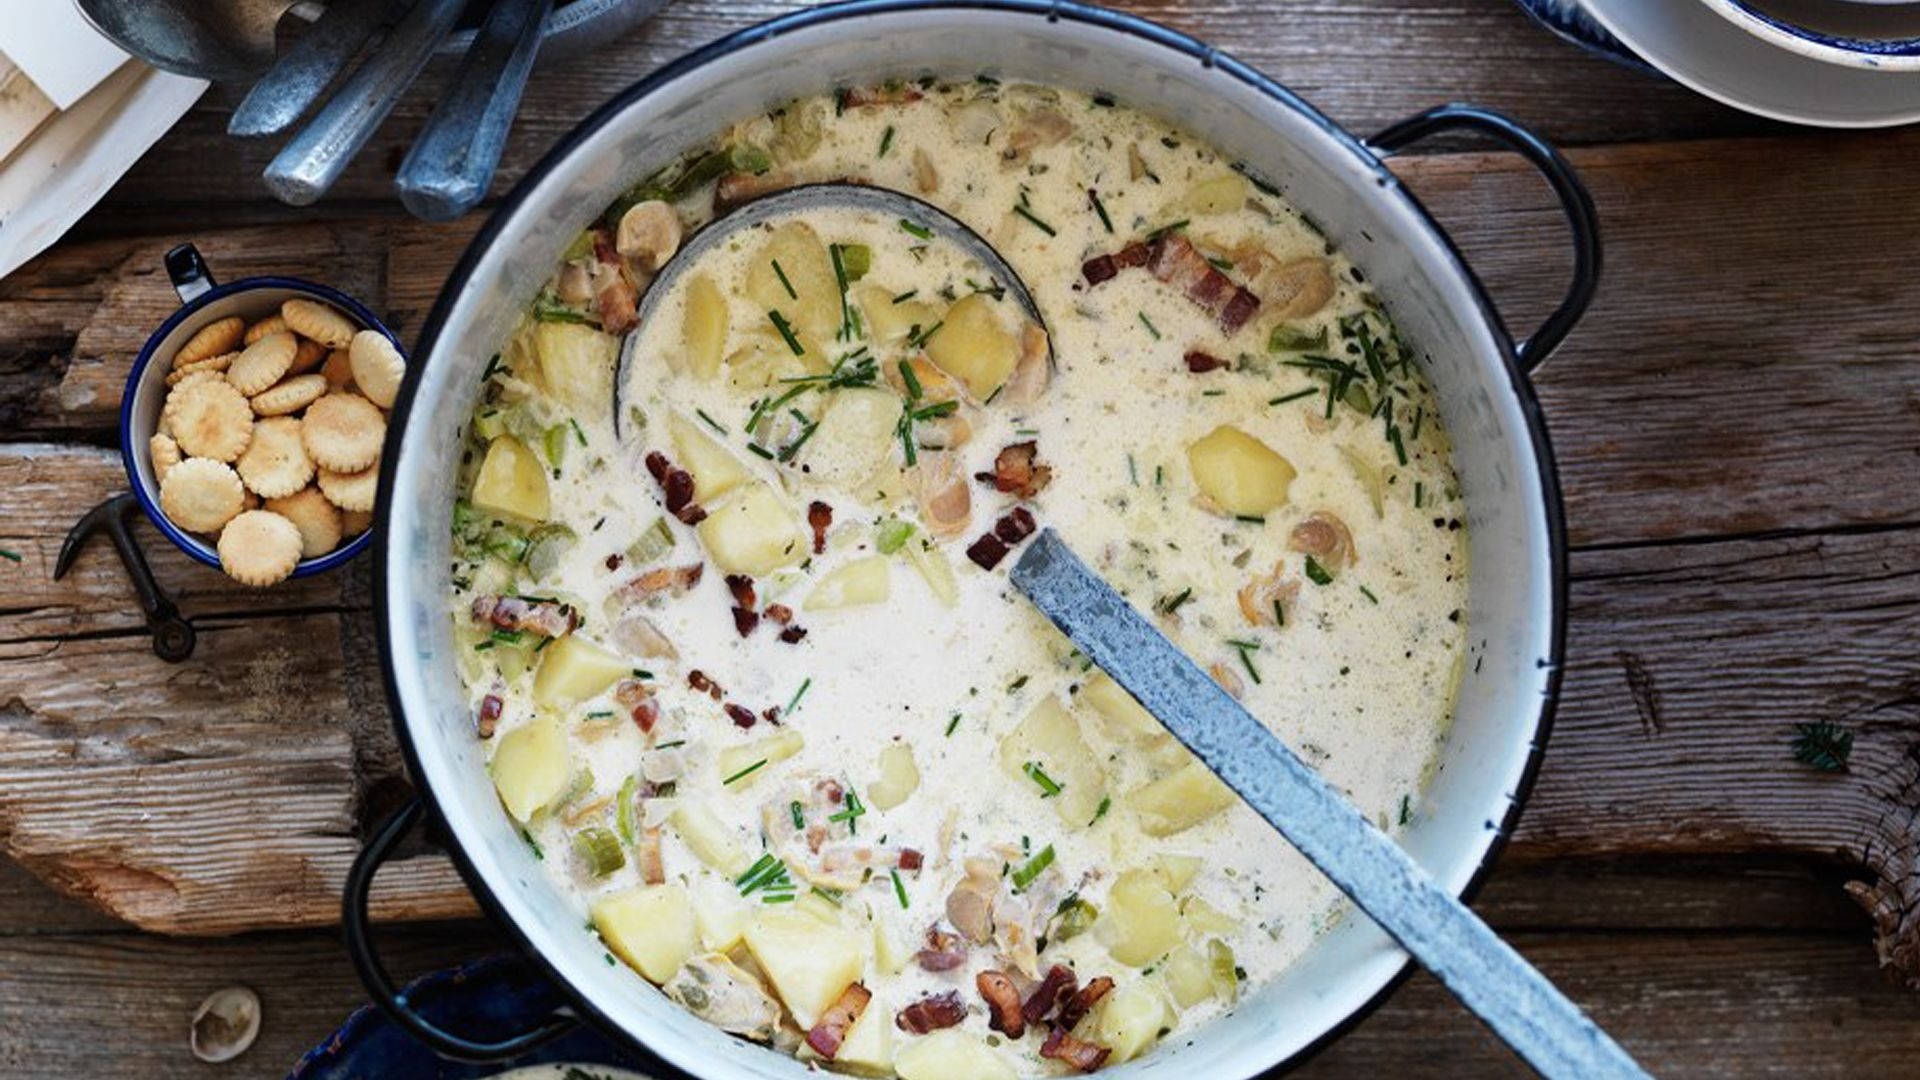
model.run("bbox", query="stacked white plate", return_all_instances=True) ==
[1527,0,1920,127]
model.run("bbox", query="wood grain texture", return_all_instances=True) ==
[72,0,1766,233]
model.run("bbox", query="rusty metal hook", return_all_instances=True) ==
[53,493,196,662]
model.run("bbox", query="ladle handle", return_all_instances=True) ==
[1010,530,1649,1080]
[1367,104,1601,374]
[262,0,467,206]
[396,0,551,221]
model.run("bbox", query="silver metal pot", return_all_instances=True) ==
[356,2,1599,1075]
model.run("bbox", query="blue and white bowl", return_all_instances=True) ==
[121,244,400,579]
[1699,0,1920,72]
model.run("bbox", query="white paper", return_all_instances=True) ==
[0,0,132,109]
[0,63,207,280]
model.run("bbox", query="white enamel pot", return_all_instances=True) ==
[355,2,1599,1075]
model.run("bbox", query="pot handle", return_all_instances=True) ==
[344,796,579,1062]
[1366,104,1600,373]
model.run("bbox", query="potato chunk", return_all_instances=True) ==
[1186,424,1295,517]
[691,876,752,952]
[744,222,838,342]
[924,293,1017,400]
[998,698,1105,827]
[894,1030,1015,1080]
[489,715,569,822]
[470,436,549,522]
[668,413,749,503]
[531,634,628,708]
[1177,172,1249,216]
[1094,979,1172,1063]
[532,321,617,410]
[1160,943,1216,1008]
[1126,757,1238,836]
[833,990,894,1075]
[672,801,751,876]
[681,274,729,380]
[592,884,696,984]
[867,744,919,811]
[806,555,891,611]
[742,908,865,1028]
[1098,868,1183,966]
[858,284,937,347]
[1081,671,1168,745]
[717,728,805,787]
[696,483,807,574]
[803,388,899,490]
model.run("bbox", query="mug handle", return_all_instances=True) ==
[165,243,218,305]
[343,796,580,1062]
[1365,104,1602,373]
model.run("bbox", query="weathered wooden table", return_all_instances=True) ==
[3,1,1917,1075]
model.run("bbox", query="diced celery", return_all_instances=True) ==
[524,524,577,581]
[874,517,915,555]
[574,826,627,877]
[626,516,675,566]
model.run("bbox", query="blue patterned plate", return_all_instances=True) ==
[289,955,659,1080]
[1512,0,1653,71]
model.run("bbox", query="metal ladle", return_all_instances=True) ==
[611,182,1052,441]
[615,177,1643,1075]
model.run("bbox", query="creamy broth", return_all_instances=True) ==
[450,80,1468,1078]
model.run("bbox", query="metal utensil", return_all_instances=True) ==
[1010,529,1649,1080]
[75,0,298,82]
[228,0,391,138]
[262,0,466,206]
[397,0,554,221]
[612,181,1052,439]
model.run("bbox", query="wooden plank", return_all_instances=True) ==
[12,133,1920,543]
[77,0,1762,230]
[0,926,1902,1077]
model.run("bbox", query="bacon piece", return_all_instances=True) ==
[1289,510,1356,570]
[663,469,696,515]
[636,826,665,885]
[1040,1026,1112,1072]
[731,607,759,637]
[725,703,757,729]
[995,507,1037,544]
[1083,234,1261,333]
[588,229,639,334]
[713,170,784,213]
[896,990,967,1034]
[470,594,576,638]
[1184,350,1228,373]
[476,694,503,739]
[965,533,1008,570]
[763,603,794,625]
[604,552,624,571]
[688,669,721,699]
[644,452,669,483]
[724,574,757,609]
[804,982,872,1060]
[778,625,808,644]
[896,848,924,871]
[613,680,658,734]
[840,84,923,109]
[807,500,833,554]
[1022,964,1078,1027]
[976,970,1026,1038]
[1057,976,1114,1030]
[761,705,782,726]
[988,441,1053,499]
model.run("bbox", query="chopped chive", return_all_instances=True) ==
[724,758,768,785]
[945,713,961,737]
[761,891,796,903]
[695,408,727,435]
[1088,188,1114,233]
[1304,555,1333,586]
[892,289,918,304]
[906,319,944,348]
[1228,639,1263,684]
[655,739,686,749]
[568,418,588,446]
[1272,598,1286,626]
[785,676,812,716]
[828,788,866,834]
[898,218,933,239]
[897,359,923,400]
[1011,844,1055,890]
[890,868,910,909]
[1235,514,1265,525]
[1137,312,1161,340]
[1147,218,1189,239]
[1013,203,1057,237]
[747,443,775,460]
[735,853,777,887]
[1414,481,1425,508]
[878,124,895,158]
[768,310,805,355]
[770,258,798,300]
[1398,794,1412,826]
[778,420,820,462]
[1359,585,1380,604]
[811,885,843,906]
[1158,587,1192,614]
[1091,795,1111,825]
[1126,453,1139,486]
[1023,761,1063,798]
[1269,387,1318,406]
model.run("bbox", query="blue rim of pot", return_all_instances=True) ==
[367,0,1579,1072]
